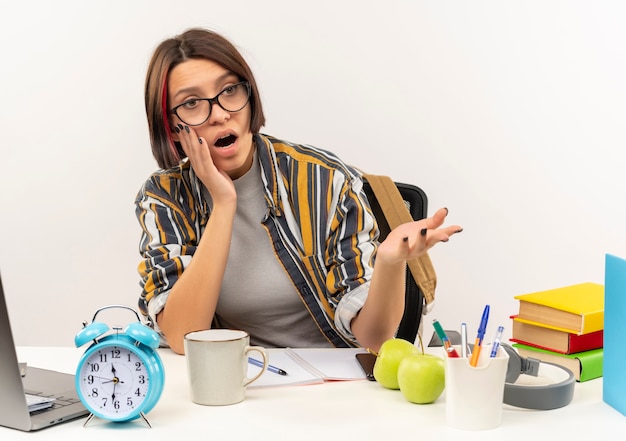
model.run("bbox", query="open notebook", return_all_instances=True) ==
[248,347,368,388]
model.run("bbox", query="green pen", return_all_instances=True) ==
[432,319,460,358]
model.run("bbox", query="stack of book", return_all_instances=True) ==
[510,282,604,382]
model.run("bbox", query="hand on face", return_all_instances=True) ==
[376,208,463,265]
[174,122,237,204]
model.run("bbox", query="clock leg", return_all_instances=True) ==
[139,412,152,428]
[82,413,95,428]
[82,412,152,428]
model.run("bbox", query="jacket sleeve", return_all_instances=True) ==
[327,171,380,339]
[134,173,201,329]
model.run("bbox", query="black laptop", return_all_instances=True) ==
[0,272,89,431]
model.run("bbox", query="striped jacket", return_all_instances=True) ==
[135,133,379,347]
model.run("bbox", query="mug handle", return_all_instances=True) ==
[244,346,268,387]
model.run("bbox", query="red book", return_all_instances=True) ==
[510,315,603,354]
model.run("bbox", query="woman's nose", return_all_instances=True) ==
[208,102,229,124]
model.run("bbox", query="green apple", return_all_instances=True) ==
[373,338,420,389]
[397,353,445,404]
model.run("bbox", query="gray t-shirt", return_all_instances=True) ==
[215,152,331,348]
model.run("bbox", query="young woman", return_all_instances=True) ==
[136,28,462,354]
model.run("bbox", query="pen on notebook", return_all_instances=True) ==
[248,357,288,376]
[432,319,460,358]
[489,325,504,358]
[461,322,469,358]
[469,304,490,367]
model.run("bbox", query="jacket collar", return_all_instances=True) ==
[255,133,282,217]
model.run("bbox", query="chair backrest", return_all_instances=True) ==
[362,180,428,343]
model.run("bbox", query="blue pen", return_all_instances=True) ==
[490,325,504,358]
[469,304,490,367]
[248,357,288,376]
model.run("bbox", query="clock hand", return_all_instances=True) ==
[111,363,117,400]
[108,363,128,401]
[102,377,126,385]
[104,364,118,388]
[89,375,115,382]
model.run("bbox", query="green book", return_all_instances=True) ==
[512,343,603,382]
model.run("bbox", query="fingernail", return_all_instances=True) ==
[198,138,203,144]
[444,207,449,215]
[455,228,463,234]
[442,238,449,243]
[174,126,180,133]
[177,123,183,130]
[420,228,427,236]
[184,126,190,133]
[403,236,409,243]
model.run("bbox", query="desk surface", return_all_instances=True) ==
[5,346,626,440]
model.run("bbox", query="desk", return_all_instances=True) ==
[5,347,626,440]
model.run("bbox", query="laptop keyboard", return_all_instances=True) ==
[24,390,81,411]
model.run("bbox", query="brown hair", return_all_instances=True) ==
[144,28,265,169]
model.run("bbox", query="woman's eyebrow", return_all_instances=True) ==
[171,71,239,101]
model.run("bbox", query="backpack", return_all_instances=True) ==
[362,173,437,342]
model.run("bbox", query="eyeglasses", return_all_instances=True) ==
[169,81,251,126]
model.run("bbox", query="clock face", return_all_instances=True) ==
[77,342,153,421]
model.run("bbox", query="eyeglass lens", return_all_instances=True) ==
[174,82,250,126]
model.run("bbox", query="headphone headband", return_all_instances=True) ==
[501,343,575,410]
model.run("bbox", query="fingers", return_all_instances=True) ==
[429,207,449,229]
[173,123,204,157]
[174,125,215,179]
[436,226,464,243]
[416,207,462,245]
[172,124,226,195]
[369,207,462,265]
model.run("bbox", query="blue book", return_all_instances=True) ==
[603,254,626,415]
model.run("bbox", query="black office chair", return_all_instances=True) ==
[362,181,428,343]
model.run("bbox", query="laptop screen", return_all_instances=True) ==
[0,273,88,431]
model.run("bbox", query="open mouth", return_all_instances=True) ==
[215,134,237,148]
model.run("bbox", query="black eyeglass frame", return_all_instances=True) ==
[169,81,251,126]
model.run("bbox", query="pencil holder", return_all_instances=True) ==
[444,345,509,431]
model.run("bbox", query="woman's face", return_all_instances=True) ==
[168,58,254,179]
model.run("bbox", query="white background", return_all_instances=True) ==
[1,0,624,346]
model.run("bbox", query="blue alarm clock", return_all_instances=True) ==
[74,305,164,426]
